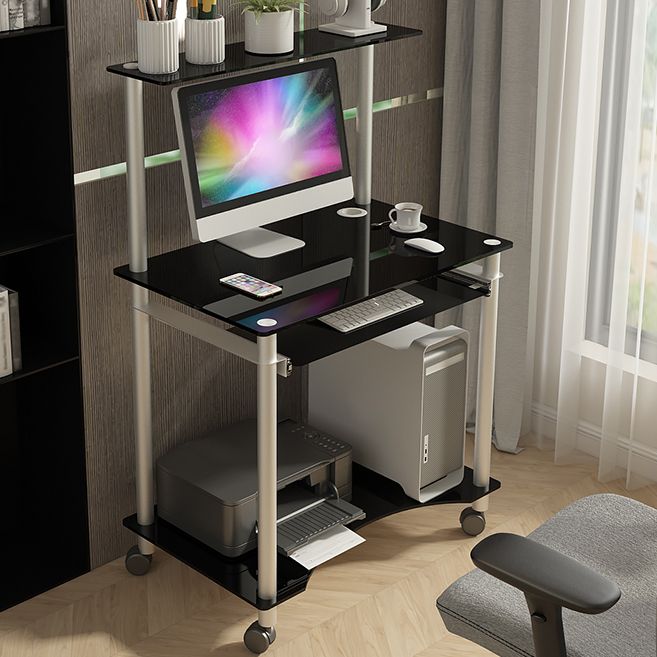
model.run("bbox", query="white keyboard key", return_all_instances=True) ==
[318,289,423,333]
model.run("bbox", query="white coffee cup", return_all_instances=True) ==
[388,202,423,231]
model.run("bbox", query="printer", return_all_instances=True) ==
[156,419,364,558]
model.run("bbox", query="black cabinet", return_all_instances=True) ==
[0,0,89,610]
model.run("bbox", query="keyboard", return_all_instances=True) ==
[318,289,423,333]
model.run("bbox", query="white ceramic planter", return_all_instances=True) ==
[137,19,179,74]
[185,16,225,65]
[244,10,294,55]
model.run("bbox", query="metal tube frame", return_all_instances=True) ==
[133,300,291,378]
[122,44,502,647]
[123,75,286,642]
[355,45,374,205]
[473,253,501,513]
[126,78,154,555]
[256,335,278,629]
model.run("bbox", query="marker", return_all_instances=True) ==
[199,0,212,19]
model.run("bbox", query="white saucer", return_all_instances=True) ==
[337,207,368,218]
[389,221,428,234]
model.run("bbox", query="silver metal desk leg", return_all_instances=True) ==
[125,77,154,563]
[355,45,374,205]
[244,334,278,653]
[472,253,501,515]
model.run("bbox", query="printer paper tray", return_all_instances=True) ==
[277,497,365,555]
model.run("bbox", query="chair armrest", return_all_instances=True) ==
[471,533,621,614]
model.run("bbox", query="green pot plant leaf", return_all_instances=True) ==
[235,0,307,21]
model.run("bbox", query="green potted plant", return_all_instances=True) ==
[237,0,304,55]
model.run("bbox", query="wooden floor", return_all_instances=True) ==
[2,440,656,657]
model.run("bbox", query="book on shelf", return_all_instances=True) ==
[0,0,9,32]
[0,285,22,378]
[0,288,11,377]
[1,0,51,31]
[7,0,23,30]
[23,0,38,26]
[39,0,49,24]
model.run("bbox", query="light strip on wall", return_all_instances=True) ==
[298,1,304,32]
[73,87,443,186]
[73,148,182,185]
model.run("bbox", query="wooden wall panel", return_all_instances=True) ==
[331,1,447,109]
[68,0,446,567]
[344,100,443,215]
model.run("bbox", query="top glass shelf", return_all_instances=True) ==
[106,23,422,86]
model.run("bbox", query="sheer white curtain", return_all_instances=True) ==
[533,0,657,486]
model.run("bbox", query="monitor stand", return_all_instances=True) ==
[217,228,305,259]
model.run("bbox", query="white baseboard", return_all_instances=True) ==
[531,402,657,481]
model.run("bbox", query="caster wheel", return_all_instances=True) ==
[243,621,276,654]
[125,545,152,576]
[460,507,486,536]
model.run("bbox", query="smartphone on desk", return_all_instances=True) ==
[219,273,283,300]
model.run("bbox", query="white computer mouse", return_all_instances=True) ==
[404,238,445,254]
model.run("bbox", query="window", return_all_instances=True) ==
[586,0,657,365]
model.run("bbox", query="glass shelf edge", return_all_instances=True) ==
[106,24,423,86]
[0,232,75,259]
[0,356,80,386]
[121,466,501,609]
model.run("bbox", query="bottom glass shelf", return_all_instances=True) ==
[123,466,500,610]
[123,513,309,610]
[350,465,501,531]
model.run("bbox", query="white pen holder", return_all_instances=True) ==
[137,19,179,75]
[185,16,225,65]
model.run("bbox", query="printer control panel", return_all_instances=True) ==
[288,422,353,500]
[294,425,351,457]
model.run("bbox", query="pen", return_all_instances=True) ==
[146,0,158,20]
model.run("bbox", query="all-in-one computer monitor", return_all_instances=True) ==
[173,58,354,258]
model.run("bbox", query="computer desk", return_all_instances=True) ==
[109,24,512,654]
[114,198,511,615]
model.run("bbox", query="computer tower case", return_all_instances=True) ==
[309,323,468,502]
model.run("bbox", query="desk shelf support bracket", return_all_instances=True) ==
[133,300,292,377]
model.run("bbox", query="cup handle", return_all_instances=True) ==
[388,209,396,223]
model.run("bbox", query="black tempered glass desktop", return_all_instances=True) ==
[115,199,512,364]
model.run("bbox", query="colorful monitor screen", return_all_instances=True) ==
[181,65,347,211]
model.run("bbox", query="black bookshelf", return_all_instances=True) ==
[0,0,90,611]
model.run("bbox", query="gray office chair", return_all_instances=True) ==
[437,494,657,657]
